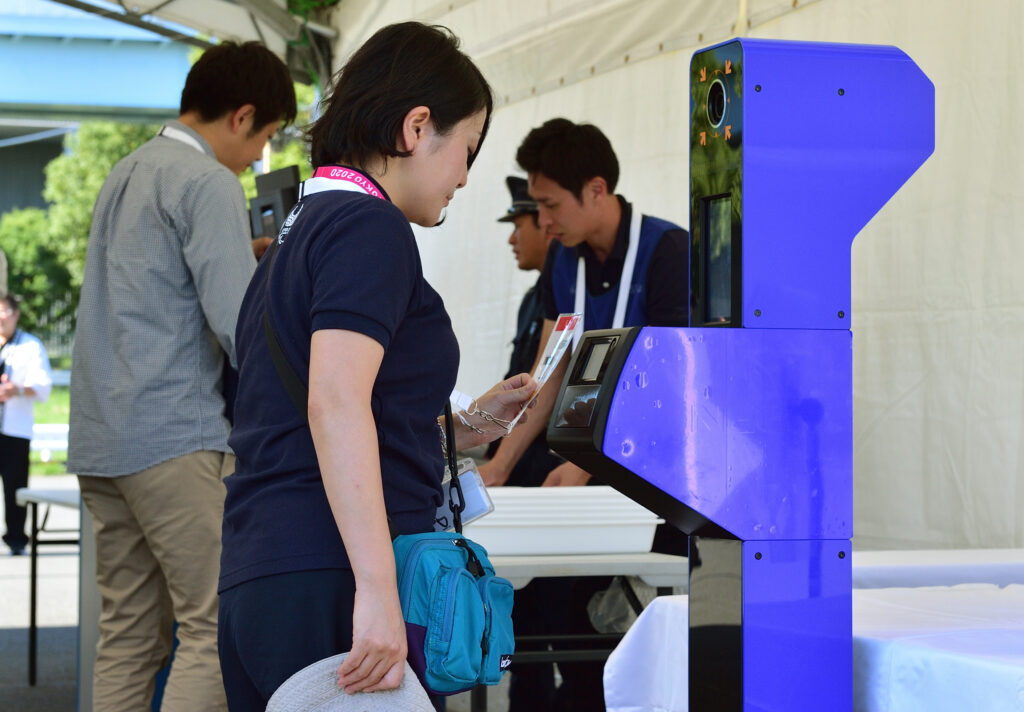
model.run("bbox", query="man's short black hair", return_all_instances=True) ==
[516,118,619,202]
[1,293,19,313]
[308,22,493,170]
[180,41,297,131]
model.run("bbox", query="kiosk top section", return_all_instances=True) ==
[690,39,935,330]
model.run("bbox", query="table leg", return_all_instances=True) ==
[29,501,38,686]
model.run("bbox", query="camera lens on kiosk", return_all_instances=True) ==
[707,78,726,127]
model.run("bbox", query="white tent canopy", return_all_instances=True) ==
[53,0,1024,551]
[325,0,1024,552]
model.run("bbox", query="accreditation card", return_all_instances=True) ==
[505,312,583,432]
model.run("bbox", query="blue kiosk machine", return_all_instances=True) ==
[547,39,934,710]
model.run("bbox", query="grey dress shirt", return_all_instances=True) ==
[68,120,256,476]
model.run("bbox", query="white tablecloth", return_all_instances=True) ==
[851,548,1024,589]
[605,584,1024,712]
[491,547,1024,593]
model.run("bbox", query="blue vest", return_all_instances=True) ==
[550,214,683,331]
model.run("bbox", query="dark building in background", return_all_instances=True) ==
[0,123,69,215]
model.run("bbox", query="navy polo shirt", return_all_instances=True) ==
[220,185,459,592]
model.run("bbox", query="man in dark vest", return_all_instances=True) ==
[480,118,690,711]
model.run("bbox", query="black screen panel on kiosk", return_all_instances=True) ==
[580,341,611,382]
[259,208,277,238]
[705,195,732,323]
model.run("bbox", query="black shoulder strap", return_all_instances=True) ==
[443,401,464,534]
[262,239,309,420]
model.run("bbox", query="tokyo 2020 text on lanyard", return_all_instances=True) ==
[299,167,387,201]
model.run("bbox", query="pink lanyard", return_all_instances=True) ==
[299,166,386,201]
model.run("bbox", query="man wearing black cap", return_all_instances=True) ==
[486,176,562,487]
[489,177,567,712]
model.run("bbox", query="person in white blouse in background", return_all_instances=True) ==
[0,293,52,555]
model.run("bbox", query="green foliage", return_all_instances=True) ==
[288,0,341,16]
[0,123,153,340]
[0,208,74,333]
[33,385,69,425]
[42,122,157,296]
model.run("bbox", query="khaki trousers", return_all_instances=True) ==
[79,451,234,712]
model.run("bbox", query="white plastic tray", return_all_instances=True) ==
[464,519,661,556]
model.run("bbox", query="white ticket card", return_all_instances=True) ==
[506,312,582,432]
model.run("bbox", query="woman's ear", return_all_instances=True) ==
[398,106,432,153]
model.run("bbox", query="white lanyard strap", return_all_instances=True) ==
[573,207,643,347]
[159,125,206,154]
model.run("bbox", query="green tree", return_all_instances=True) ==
[42,122,157,296]
[0,123,152,348]
[0,207,74,332]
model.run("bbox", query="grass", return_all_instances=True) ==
[30,385,69,477]
[30,451,68,476]
[35,384,69,424]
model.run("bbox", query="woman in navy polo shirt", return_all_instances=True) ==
[217,22,537,710]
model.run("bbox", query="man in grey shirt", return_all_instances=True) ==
[69,42,295,711]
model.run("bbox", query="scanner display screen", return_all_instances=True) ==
[705,195,732,323]
[554,336,619,429]
[580,341,611,382]
[555,385,600,428]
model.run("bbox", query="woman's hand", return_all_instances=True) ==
[453,373,538,450]
[336,585,407,693]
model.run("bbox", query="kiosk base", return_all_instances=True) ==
[689,537,852,711]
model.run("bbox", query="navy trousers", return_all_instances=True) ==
[0,433,30,551]
[218,568,445,711]
[218,569,358,710]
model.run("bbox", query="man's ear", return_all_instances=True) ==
[583,176,609,204]
[228,104,257,135]
[398,106,432,153]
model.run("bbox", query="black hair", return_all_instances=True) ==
[1,293,19,313]
[308,22,493,170]
[180,41,297,131]
[516,118,620,201]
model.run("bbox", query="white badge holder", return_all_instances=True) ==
[435,457,494,531]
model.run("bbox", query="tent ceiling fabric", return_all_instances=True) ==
[46,0,335,84]
[329,0,820,105]
[322,0,1024,551]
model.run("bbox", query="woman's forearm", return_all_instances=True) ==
[310,397,396,589]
